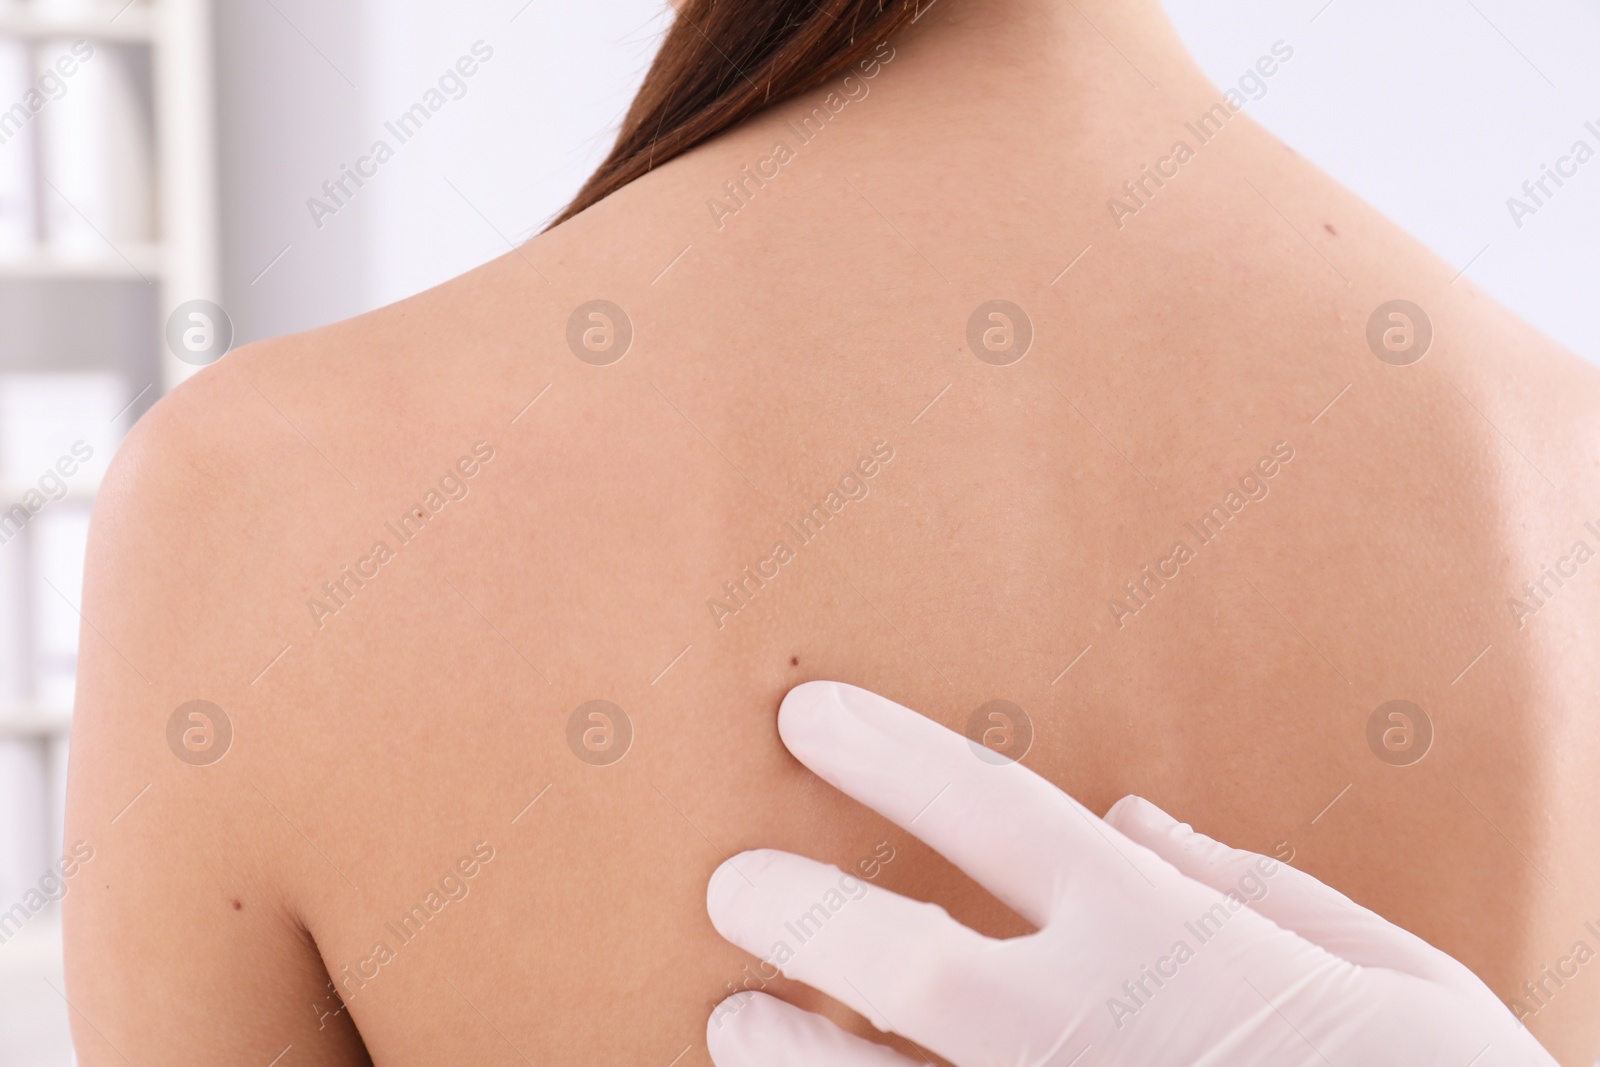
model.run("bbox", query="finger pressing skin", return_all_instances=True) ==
[1105,795,1480,993]
[707,992,919,1067]
[779,680,1156,926]
[707,848,1002,1060]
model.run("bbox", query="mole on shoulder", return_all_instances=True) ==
[1324,223,1339,236]
[231,898,243,911]
[790,656,799,666]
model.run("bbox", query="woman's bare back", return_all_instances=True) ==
[64,2,1600,1064]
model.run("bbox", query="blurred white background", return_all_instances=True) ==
[0,0,1596,1063]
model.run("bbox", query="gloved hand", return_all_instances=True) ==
[704,680,1556,1066]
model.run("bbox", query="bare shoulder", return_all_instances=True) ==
[1439,282,1600,492]
[74,242,563,743]
[76,326,370,696]
[88,336,315,577]
[82,257,526,597]
[61,312,464,1065]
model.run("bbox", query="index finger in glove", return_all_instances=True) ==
[779,681,1167,926]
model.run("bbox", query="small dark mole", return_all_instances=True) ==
[1324,223,1339,236]
[231,899,243,911]
[790,656,799,666]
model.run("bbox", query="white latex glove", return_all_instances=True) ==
[704,680,1556,1067]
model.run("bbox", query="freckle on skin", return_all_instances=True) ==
[231,899,243,911]
[1324,223,1338,236]
[790,656,799,666]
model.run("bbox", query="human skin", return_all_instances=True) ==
[63,1,1600,1064]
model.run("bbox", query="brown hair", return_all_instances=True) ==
[548,0,920,228]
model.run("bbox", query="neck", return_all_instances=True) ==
[895,0,1209,104]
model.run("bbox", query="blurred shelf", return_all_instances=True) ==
[0,5,157,43]
[0,482,99,503]
[0,911,63,969]
[0,243,164,280]
[0,912,71,1067]
[0,704,73,738]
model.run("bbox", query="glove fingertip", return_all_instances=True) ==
[1106,795,1242,878]
[1104,793,1182,835]
[708,991,759,1032]
[706,991,761,1064]
[707,849,788,939]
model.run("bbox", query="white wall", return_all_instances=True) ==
[1166,0,1600,362]
[216,0,666,343]
[217,0,1600,363]
[215,0,371,342]
[359,1,670,304]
